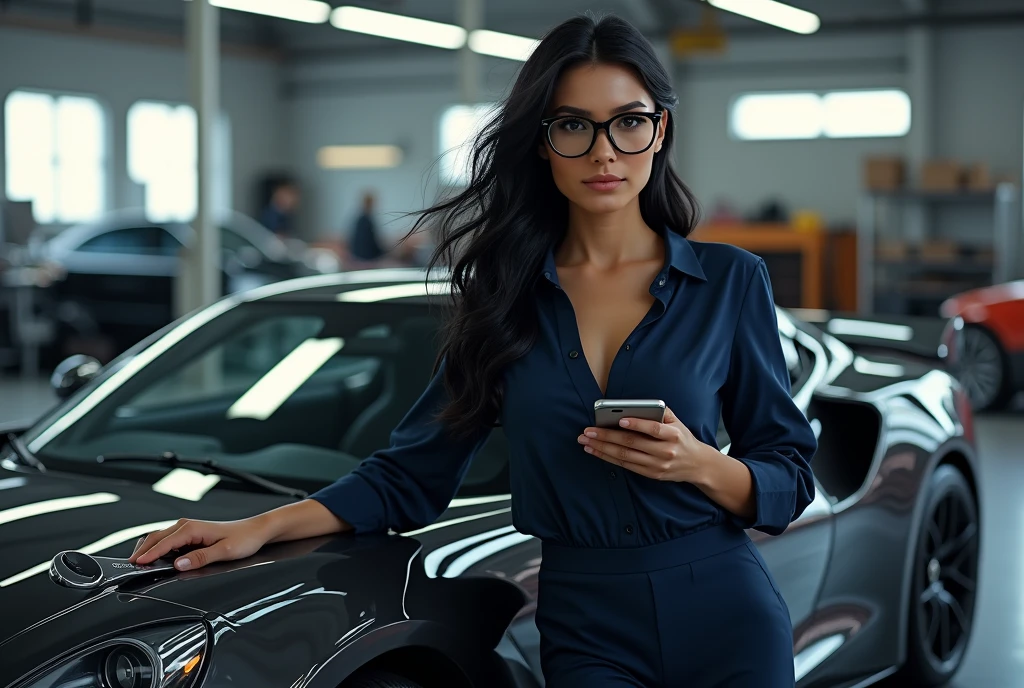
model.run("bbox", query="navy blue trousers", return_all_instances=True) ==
[536,525,794,687]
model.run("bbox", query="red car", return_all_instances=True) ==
[940,280,1024,411]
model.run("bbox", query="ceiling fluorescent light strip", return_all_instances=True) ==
[468,29,539,61]
[330,6,536,59]
[185,0,331,24]
[708,0,820,35]
[317,145,403,170]
[331,6,467,49]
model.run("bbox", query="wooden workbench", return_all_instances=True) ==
[690,223,827,310]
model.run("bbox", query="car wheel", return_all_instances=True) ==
[900,464,980,686]
[958,324,1012,411]
[344,671,424,688]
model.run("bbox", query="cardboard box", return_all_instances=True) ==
[920,160,962,192]
[876,239,910,261]
[965,163,993,191]
[864,156,904,191]
[919,240,960,261]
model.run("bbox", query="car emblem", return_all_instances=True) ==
[49,550,176,590]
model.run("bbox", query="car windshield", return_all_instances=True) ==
[22,296,509,497]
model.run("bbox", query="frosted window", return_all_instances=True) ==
[731,93,823,141]
[4,90,107,223]
[128,101,198,223]
[730,89,911,141]
[439,103,496,187]
[822,90,911,138]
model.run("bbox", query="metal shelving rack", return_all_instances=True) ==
[856,182,1021,316]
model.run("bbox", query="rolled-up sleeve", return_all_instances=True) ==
[308,360,492,534]
[720,259,817,535]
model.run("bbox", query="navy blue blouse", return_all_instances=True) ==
[310,229,817,548]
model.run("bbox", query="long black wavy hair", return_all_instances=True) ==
[408,13,702,438]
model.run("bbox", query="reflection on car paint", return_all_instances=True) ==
[1,518,177,588]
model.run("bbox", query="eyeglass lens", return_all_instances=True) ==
[548,114,656,157]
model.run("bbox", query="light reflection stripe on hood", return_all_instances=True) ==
[442,531,534,578]
[423,525,518,578]
[0,519,177,588]
[0,492,120,527]
[399,507,512,537]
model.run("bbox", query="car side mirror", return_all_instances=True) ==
[236,246,263,270]
[51,355,102,400]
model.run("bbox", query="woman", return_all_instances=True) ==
[131,13,816,687]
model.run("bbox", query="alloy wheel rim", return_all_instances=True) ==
[958,327,1003,409]
[917,491,979,669]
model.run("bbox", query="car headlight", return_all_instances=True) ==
[12,622,208,688]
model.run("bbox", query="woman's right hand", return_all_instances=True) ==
[129,500,353,572]
[129,516,273,571]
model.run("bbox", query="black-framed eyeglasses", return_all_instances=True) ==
[540,111,663,158]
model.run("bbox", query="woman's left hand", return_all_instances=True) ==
[578,406,708,483]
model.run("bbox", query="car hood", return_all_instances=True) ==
[0,461,295,646]
[0,461,518,648]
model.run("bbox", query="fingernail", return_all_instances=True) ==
[577,435,588,444]
[584,446,594,454]
[176,558,191,571]
[585,431,597,438]
[619,419,630,427]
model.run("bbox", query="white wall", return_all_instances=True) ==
[934,25,1024,174]
[2,18,1022,242]
[676,33,909,225]
[0,25,284,222]
[284,24,1024,236]
[284,52,522,243]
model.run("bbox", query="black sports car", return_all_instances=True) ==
[0,268,981,688]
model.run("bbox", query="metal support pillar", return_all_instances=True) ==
[904,0,933,245]
[459,0,482,104]
[180,0,221,318]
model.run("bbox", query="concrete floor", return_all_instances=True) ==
[2,376,1022,686]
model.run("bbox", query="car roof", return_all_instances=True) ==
[241,267,449,303]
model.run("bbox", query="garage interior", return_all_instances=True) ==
[1,0,1023,686]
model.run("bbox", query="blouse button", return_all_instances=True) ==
[569,350,579,359]
[624,344,630,351]
[624,524,634,535]
[658,277,666,287]
[609,469,617,479]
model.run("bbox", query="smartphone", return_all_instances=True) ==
[593,399,666,428]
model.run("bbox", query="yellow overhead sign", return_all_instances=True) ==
[670,6,728,57]
[671,29,727,56]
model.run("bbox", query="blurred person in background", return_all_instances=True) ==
[349,191,386,262]
[132,13,815,688]
[260,178,301,239]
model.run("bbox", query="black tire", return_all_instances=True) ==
[343,671,424,688]
[958,324,1013,412]
[898,464,980,686]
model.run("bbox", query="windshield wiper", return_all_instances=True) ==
[5,433,46,471]
[95,451,307,499]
